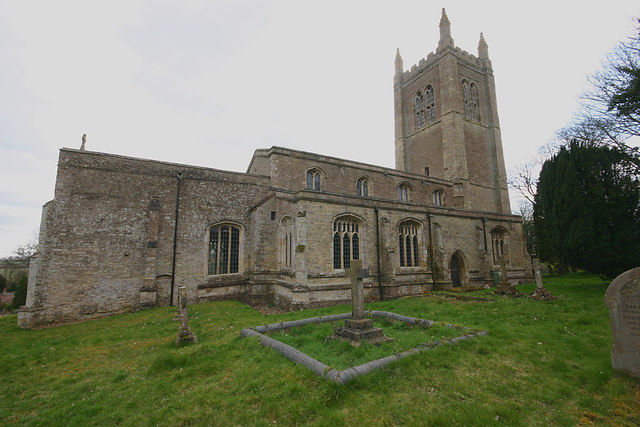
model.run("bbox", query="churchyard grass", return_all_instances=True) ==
[1,273,638,425]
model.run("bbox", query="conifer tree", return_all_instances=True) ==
[534,141,640,277]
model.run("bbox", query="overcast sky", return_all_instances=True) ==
[1,0,639,258]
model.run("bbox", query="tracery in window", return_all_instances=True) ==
[433,190,444,207]
[462,80,471,119]
[462,79,480,122]
[333,215,361,269]
[398,184,409,202]
[425,85,435,124]
[278,216,294,270]
[356,177,369,197]
[491,227,509,264]
[415,92,425,129]
[399,220,420,267]
[470,83,480,122]
[306,169,321,191]
[208,224,241,275]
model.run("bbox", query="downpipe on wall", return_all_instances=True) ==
[170,172,182,306]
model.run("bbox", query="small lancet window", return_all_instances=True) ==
[357,177,369,197]
[415,92,425,129]
[433,190,444,207]
[425,85,435,124]
[398,184,409,202]
[306,169,321,191]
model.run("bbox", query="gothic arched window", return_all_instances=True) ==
[398,184,409,202]
[433,190,444,207]
[306,169,321,191]
[333,216,361,269]
[208,223,242,275]
[462,79,480,122]
[415,92,425,129]
[470,83,480,122]
[491,227,509,264]
[278,216,294,270]
[357,177,369,197]
[462,80,471,120]
[399,220,421,267]
[425,85,435,124]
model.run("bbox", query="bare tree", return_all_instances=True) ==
[562,19,640,173]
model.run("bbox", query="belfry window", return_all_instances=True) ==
[462,79,480,122]
[357,177,369,197]
[462,80,471,119]
[415,92,425,129]
[399,220,420,267]
[306,169,321,191]
[208,224,241,275]
[398,184,409,202]
[333,216,361,269]
[470,83,480,122]
[425,85,435,124]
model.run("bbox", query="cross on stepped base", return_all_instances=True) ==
[329,260,392,346]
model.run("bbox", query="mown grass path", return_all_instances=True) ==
[1,273,638,425]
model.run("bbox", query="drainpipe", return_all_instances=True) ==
[170,172,182,306]
[482,218,488,252]
[427,214,436,288]
[374,207,384,301]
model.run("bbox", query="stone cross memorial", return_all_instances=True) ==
[605,267,640,378]
[331,260,391,345]
[495,256,518,296]
[175,287,198,345]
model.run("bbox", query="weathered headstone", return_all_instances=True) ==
[605,267,640,378]
[330,260,391,345]
[495,256,519,296]
[176,287,198,345]
[529,258,555,300]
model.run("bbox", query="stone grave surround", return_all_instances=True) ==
[605,267,640,378]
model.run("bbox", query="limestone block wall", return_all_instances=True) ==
[18,149,271,328]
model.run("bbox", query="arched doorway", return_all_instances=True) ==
[450,252,465,287]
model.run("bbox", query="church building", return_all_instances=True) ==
[18,10,531,328]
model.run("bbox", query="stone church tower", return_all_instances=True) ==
[394,9,510,214]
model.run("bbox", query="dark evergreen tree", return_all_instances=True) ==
[534,141,640,278]
[12,274,27,310]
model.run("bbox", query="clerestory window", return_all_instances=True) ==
[306,169,321,191]
[208,224,241,275]
[333,216,361,269]
[357,177,369,197]
[433,190,444,207]
[398,184,409,202]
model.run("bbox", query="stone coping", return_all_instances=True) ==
[240,310,487,384]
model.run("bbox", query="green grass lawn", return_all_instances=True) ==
[1,273,638,425]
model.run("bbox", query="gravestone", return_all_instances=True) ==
[605,267,640,378]
[330,260,391,346]
[495,256,519,296]
[175,287,198,345]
